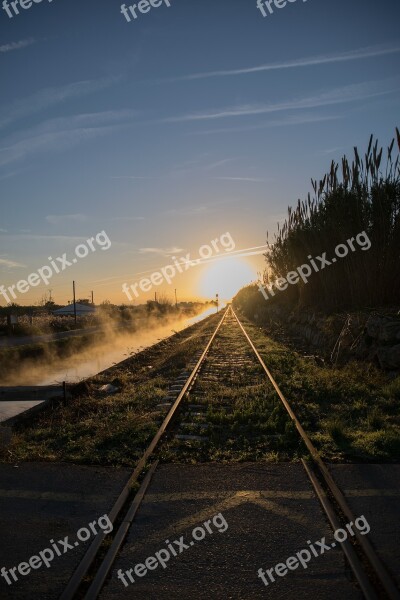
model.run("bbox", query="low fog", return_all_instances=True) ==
[1,305,216,387]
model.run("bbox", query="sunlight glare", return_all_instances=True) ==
[198,257,257,300]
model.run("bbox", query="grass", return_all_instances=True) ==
[2,314,221,466]
[3,309,399,466]
[159,314,306,463]
[162,386,304,463]
[238,313,400,462]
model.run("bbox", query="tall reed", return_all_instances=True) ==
[264,130,400,311]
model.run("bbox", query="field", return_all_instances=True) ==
[4,311,399,466]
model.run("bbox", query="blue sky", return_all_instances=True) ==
[0,0,399,304]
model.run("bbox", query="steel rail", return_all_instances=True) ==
[302,459,377,600]
[60,308,229,600]
[85,461,159,599]
[62,306,399,599]
[232,307,400,600]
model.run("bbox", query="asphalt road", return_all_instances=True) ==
[330,464,400,590]
[0,463,130,600]
[100,463,364,600]
[0,462,398,599]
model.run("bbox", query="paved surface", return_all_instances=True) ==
[0,462,398,599]
[0,387,63,423]
[100,464,363,600]
[331,464,400,589]
[0,401,44,423]
[0,463,130,600]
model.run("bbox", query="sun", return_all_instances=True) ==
[198,256,258,300]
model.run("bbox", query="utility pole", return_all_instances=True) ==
[216,293,219,313]
[175,289,178,308]
[91,290,94,305]
[155,292,157,303]
[73,281,77,325]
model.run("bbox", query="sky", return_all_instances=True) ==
[0,0,399,306]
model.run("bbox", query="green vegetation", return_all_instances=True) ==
[2,311,399,465]
[231,133,400,461]
[161,317,303,463]
[261,130,400,312]
[240,316,400,462]
[162,383,302,463]
[2,314,220,465]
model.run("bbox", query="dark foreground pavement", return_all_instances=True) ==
[0,463,130,600]
[330,464,400,590]
[0,462,398,600]
[100,464,367,600]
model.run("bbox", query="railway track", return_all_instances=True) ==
[60,306,400,600]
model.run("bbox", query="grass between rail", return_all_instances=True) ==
[2,310,399,465]
[160,315,302,463]
[236,312,400,462]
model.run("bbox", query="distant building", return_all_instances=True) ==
[52,303,96,317]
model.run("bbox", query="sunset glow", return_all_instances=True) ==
[198,257,258,300]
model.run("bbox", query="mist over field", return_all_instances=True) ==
[0,305,216,386]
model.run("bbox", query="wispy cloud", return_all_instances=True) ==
[2,233,91,243]
[322,147,344,155]
[0,257,26,269]
[173,155,210,170]
[111,158,237,180]
[46,214,88,225]
[0,168,24,181]
[162,44,400,82]
[0,38,35,53]
[164,80,397,123]
[111,216,145,221]
[165,198,238,217]
[190,113,341,135]
[139,247,184,256]
[110,176,161,180]
[203,158,236,171]
[90,244,270,287]
[165,205,212,217]
[0,76,119,131]
[213,177,267,182]
[0,110,137,169]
